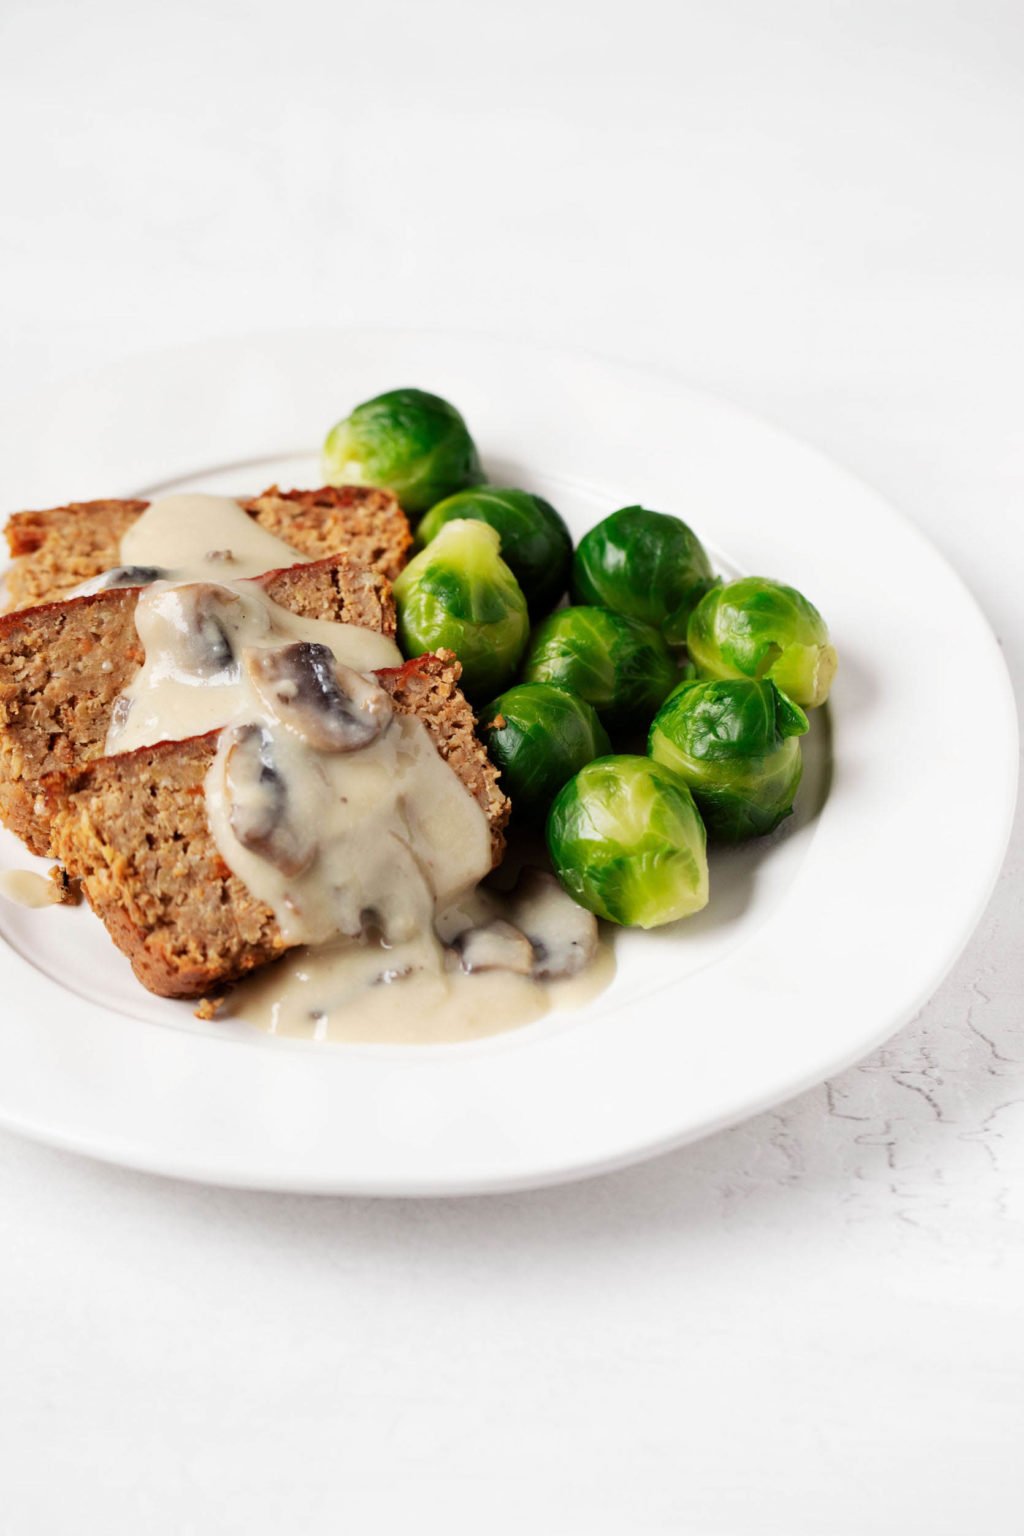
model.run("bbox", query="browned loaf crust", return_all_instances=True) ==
[0,553,395,858]
[2,485,412,612]
[46,653,509,1000]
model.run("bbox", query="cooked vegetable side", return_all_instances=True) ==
[417,486,572,617]
[393,519,530,701]
[480,682,611,819]
[687,576,837,708]
[546,755,710,928]
[572,505,715,645]
[649,677,808,842]
[323,387,484,514]
[522,606,678,730]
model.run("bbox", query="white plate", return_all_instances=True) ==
[0,329,1016,1193]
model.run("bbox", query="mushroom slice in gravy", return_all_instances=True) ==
[133,582,251,682]
[455,919,536,976]
[104,564,167,589]
[438,869,599,981]
[224,723,316,877]
[242,642,392,752]
[174,584,248,678]
[506,868,599,979]
[67,564,169,598]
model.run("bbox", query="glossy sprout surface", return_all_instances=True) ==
[546,755,709,928]
[649,677,808,841]
[572,505,714,645]
[322,387,484,514]
[418,486,572,617]
[393,519,529,700]
[687,576,837,707]
[522,606,677,730]
[480,682,611,819]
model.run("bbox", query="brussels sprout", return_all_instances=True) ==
[322,387,484,514]
[687,577,838,707]
[522,607,677,730]
[417,486,572,617]
[572,506,715,645]
[393,519,529,700]
[546,755,708,928]
[480,683,611,819]
[649,678,808,841]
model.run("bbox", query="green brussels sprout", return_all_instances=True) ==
[393,519,529,700]
[322,387,484,514]
[687,577,838,707]
[546,755,709,928]
[522,607,677,730]
[480,683,611,819]
[572,506,715,645]
[649,678,808,841]
[417,486,572,617]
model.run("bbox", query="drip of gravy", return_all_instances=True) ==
[229,921,616,1045]
[0,870,62,909]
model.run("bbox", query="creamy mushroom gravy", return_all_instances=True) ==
[207,704,492,948]
[121,493,313,582]
[104,492,611,1043]
[229,895,616,1045]
[106,580,400,754]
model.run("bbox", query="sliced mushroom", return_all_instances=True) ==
[243,642,392,752]
[100,564,167,590]
[144,583,243,679]
[224,724,316,876]
[434,889,501,947]
[68,565,169,598]
[182,584,245,677]
[454,919,535,976]
[507,867,598,979]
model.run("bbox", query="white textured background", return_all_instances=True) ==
[1,2,1022,1531]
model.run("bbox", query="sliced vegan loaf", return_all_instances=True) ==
[2,484,412,612]
[46,653,509,999]
[0,553,395,857]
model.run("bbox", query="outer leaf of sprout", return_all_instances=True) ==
[418,486,572,617]
[572,505,715,645]
[322,387,484,515]
[648,676,808,841]
[687,576,837,707]
[522,606,677,730]
[393,520,529,700]
[480,682,611,820]
[546,755,709,928]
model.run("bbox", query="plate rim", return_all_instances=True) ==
[0,324,1017,1194]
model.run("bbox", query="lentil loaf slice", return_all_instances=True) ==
[45,652,509,1000]
[0,552,395,857]
[2,484,411,612]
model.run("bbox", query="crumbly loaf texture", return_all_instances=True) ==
[0,553,395,857]
[243,487,412,584]
[46,652,509,999]
[2,485,411,612]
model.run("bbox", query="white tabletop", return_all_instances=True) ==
[1,2,1021,1530]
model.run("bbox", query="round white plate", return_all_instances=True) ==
[0,329,1016,1193]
